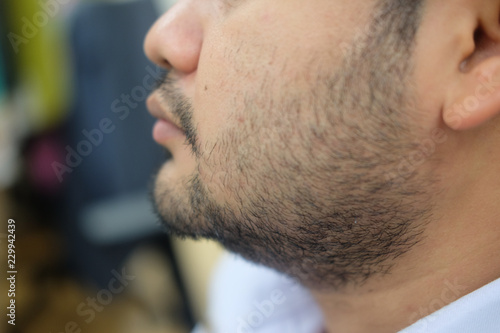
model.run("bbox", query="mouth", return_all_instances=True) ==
[147,94,185,144]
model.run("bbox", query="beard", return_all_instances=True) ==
[151,1,433,290]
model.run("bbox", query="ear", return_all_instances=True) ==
[443,1,500,131]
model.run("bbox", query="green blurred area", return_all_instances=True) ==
[3,0,73,131]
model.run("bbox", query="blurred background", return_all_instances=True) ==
[0,0,224,332]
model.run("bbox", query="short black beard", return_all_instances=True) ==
[153,166,433,291]
[150,0,430,290]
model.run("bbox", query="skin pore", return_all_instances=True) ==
[144,0,500,332]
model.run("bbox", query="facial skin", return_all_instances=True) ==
[145,0,500,332]
[147,0,432,287]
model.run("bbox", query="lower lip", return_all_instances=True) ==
[153,119,185,143]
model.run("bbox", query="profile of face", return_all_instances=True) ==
[144,0,437,289]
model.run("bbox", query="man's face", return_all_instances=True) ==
[145,0,435,289]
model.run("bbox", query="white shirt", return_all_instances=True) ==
[194,254,500,333]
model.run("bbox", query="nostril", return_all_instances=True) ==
[162,59,173,70]
[473,26,486,50]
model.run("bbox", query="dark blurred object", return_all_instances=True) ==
[63,0,162,286]
[58,0,194,328]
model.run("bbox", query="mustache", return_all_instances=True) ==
[153,70,169,91]
[154,72,200,157]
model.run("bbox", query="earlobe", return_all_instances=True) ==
[444,58,500,131]
[440,0,500,131]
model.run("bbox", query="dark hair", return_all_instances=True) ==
[377,0,425,48]
[341,0,425,66]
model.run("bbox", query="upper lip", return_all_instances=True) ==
[146,93,184,131]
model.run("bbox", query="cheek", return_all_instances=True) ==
[190,1,374,194]
[193,35,275,164]
[192,40,275,203]
[192,2,368,146]
[193,28,303,153]
[193,54,242,151]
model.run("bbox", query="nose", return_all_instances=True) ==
[144,0,203,74]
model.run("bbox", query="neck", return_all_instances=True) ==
[313,131,500,333]
[313,122,500,333]
[312,204,500,332]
